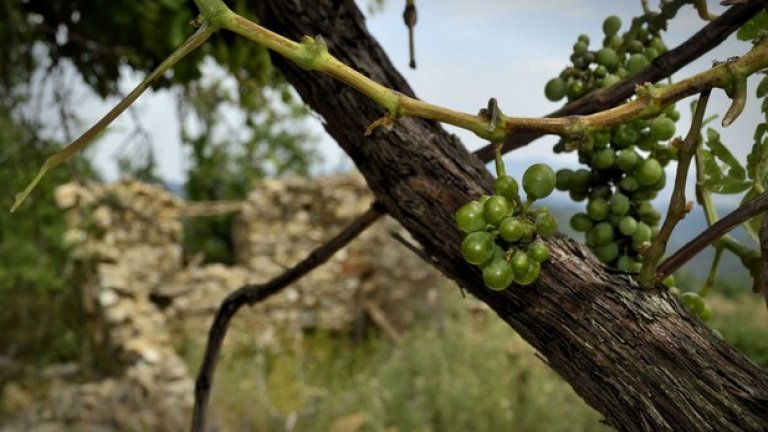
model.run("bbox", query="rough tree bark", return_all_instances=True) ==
[251,1,768,430]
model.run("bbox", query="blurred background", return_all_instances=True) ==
[1,1,766,431]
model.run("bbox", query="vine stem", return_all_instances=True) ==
[638,90,711,288]
[191,204,383,432]
[203,0,768,141]
[10,21,216,213]
[657,191,768,280]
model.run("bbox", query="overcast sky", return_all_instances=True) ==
[75,0,760,204]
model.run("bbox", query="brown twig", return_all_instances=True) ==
[474,0,766,163]
[191,203,384,432]
[638,90,711,288]
[657,191,768,280]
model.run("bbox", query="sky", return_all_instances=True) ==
[71,0,762,188]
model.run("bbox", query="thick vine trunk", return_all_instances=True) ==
[251,1,768,430]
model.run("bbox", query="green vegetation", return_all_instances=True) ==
[0,107,92,374]
[180,295,609,432]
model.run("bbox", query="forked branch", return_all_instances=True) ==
[658,191,768,280]
[191,203,383,432]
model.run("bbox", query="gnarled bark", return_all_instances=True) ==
[250,1,768,430]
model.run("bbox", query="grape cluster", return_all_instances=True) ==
[669,286,714,322]
[455,164,558,291]
[544,15,669,102]
[544,15,681,275]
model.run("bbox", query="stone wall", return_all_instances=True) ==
[1,174,448,431]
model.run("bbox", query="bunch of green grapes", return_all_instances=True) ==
[543,15,669,101]
[543,15,682,283]
[455,164,558,291]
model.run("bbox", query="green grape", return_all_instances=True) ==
[600,74,621,88]
[516,261,541,286]
[663,274,676,287]
[607,213,622,227]
[611,124,639,149]
[655,147,676,168]
[649,37,667,53]
[578,34,590,44]
[628,40,644,53]
[590,185,611,200]
[617,148,640,173]
[587,197,609,221]
[666,109,681,122]
[618,215,638,236]
[609,193,631,216]
[483,259,515,291]
[595,48,619,70]
[461,231,495,265]
[649,116,676,141]
[631,222,652,246]
[680,292,705,315]
[511,251,529,277]
[593,241,619,263]
[555,168,574,191]
[591,222,614,246]
[536,213,558,237]
[570,213,594,232]
[520,221,537,243]
[593,131,611,149]
[616,255,634,271]
[455,201,486,233]
[545,77,567,102]
[637,200,656,219]
[523,163,556,200]
[592,148,616,170]
[635,158,663,186]
[637,137,656,152]
[572,169,593,191]
[478,195,491,205]
[483,195,513,227]
[603,16,622,36]
[615,67,628,78]
[528,241,550,262]
[482,245,506,266]
[619,175,640,192]
[494,175,520,201]
[625,53,649,75]
[699,303,714,321]
[570,190,588,202]
[499,217,524,242]
[567,80,586,99]
[594,65,608,78]
[604,35,623,50]
[668,286,681,297]
[644,47,659,61]
[573,41,589,55]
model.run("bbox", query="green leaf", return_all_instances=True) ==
[757,75,768,99]
[737,11,768,41]
[700,128,751,194]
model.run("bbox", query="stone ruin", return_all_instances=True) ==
[0,174,450,431]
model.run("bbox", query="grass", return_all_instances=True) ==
[179,295,609,432]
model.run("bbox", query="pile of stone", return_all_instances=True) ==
[1,174,448,431]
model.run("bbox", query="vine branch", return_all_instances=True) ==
[638,90,711,288]
[212,4,768,143]
[10,20,216,212]
[658,191,768,280]
[191,203,384,432]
